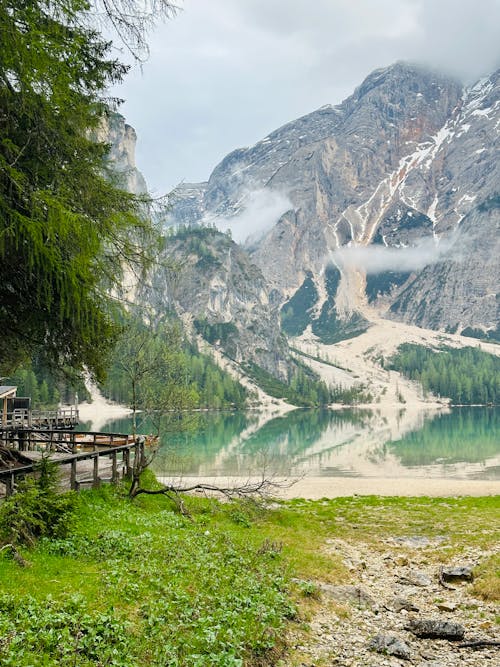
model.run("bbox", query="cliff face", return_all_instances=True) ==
[388,71,500,333]
[166,63,500,341]
[98,112,148,195]
[144,228,290,379]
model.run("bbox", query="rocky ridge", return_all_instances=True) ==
[165,62,500,347]
[98,112,148,196]
[143,226,291,379]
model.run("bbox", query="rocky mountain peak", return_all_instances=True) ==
[159,62,500,362]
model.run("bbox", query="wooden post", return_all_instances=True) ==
[70,459,77,491]
[71,432,76,454]
[18,430,26,452]
[93,453,99,488]
[124,448,131,476]
[111,450,118,484]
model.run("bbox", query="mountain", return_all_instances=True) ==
[144,226,291,380]
[165,62,499,348]
[97,112,148,196]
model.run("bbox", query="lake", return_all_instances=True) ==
[88,406,500,483]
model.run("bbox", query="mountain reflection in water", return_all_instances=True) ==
[92,406,500,481]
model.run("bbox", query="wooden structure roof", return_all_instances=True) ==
[0,386,17,399]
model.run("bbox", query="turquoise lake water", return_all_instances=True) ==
[91,406,500,481]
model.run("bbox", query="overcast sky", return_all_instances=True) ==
[112,0,500,193]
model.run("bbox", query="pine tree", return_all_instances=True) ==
[0,0,160,379]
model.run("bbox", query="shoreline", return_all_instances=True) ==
[156,474,500,499]
[75,384,132,431]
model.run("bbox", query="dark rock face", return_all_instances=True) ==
[164,62,499,348]
[406,619,466,640]
[440,566,474,582]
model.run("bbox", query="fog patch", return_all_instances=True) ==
[208,188,293,244]
[330,235,460,274]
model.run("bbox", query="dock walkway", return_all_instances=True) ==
[0,429,143,497]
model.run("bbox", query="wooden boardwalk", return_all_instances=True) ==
[0,430,143,497]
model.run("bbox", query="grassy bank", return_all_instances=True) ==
[0,475,498,666]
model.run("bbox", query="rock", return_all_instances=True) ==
[320,584,375,608]
[392,597,420,612]
[440,566,474,582]
[97,113,148,196]
[406,618,465,640]
[436,601,457,612]
[368,633,412,660]
[395,556,410,566]
[398,570,433,587]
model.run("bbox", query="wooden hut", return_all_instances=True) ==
[0,386,18,427]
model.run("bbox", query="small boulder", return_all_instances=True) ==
[436,601,457,612]
[392,596,420,612]
[398,569,432,587]
[320,584,375,609]
[440,566,473,582]
[368,633,412,660]
[406,618,465,640]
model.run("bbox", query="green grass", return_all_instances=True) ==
[0,480,498,666]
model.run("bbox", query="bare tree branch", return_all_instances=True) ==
[128,442,297,504]
[90,0,182,62]
[131,476,295,500]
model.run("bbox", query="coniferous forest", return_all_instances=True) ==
[387,344,500,405]
[101,313,249,411]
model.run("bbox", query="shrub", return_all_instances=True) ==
[0,458,77,547]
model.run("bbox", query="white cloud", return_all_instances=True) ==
[206,188,292,244]
[330,236,458,274]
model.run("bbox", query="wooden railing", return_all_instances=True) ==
[5,407,80,429]
[7,429,134,453]
[0,431,143,497]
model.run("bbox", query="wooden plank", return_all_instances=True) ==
[93,454,99,488]
[70,459,77,491]
[111,451,118,483]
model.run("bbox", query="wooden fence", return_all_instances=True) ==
[0,430,143,497]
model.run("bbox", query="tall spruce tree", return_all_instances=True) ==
[0,0,171,379]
